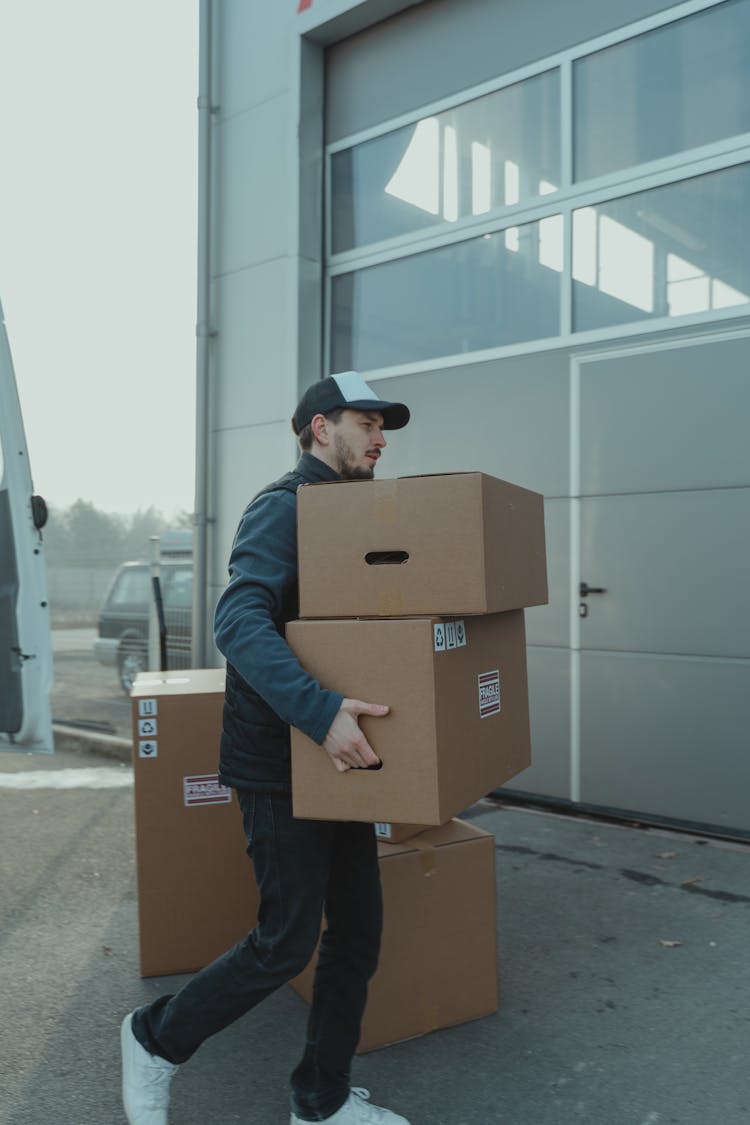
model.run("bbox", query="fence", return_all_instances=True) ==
[46,565,117,626]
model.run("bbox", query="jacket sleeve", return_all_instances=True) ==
[213,489,343,745]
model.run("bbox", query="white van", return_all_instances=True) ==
[0,299,53,752]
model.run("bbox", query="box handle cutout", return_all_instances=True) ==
[364,551,409,565]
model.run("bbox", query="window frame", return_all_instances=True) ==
[324,0,750,378]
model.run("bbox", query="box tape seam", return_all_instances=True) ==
[409,838,438,876]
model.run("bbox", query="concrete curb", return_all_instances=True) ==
[53,724,132,764]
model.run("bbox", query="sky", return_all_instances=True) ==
[0,0,199,518]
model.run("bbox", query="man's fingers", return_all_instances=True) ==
[344,726,379,768]
[347,699,390,718]
[330,737,379,771]
[323,699,389,772]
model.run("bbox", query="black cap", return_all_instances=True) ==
[292,372,410,435]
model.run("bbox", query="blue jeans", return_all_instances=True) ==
[132,791,382,1121]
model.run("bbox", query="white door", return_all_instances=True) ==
[0,300,54,753]
[571,330,750,835]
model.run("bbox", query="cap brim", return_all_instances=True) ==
[345,399,410,430]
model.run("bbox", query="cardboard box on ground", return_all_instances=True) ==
[290,819,498,1053]
[130,670,257,978]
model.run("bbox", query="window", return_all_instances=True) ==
[572,162,750,331]
[331,69,560,253]
[574,0,750,181]
[326,1,750,371]
[110,567,150,606]
[332,217,563,371]
[165,567,193,610]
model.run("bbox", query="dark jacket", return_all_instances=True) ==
[214,453,344,792]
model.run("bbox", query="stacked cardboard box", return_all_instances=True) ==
[296,471,547,620]
[128,472,546,1052]
[287,610,530,825]
[288,471,548,829]
[287,471,548,1047]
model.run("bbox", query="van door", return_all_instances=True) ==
[0,299,54,752]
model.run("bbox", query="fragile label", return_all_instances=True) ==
[183,774,233,808]
[455,619,467,647]
[137,717,158,737]
[139,740,158,758]
[138,699,158,717]
[433,623,446,652]
[478,670,501,718]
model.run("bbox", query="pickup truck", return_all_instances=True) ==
[94,555,193,693]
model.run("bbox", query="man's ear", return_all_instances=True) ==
[310,413,329,446]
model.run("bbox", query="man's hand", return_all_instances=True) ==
[323,698,389,772]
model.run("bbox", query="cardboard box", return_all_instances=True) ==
[288,611,530,825]
[130,670,258,977]
[290,819,498,1053]
[297,472,547,618]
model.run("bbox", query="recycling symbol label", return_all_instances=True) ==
[434,619,467,652]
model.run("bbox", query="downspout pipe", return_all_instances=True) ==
[192,0,215,667]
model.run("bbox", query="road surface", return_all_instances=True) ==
[51,627,131,738]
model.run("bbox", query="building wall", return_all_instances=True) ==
[202,0,420,621]
[204,0,301,618]
[202,0,750,834]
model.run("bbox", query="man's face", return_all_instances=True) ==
[329,409,386,480]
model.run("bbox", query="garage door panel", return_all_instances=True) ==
[580,336,750,495]
[502,645,571,800]
[372,351,569,498]
[580,652,750,833]
[525,498,568,649]
[326,0,678,142]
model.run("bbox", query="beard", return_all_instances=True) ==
[333,432,376,480]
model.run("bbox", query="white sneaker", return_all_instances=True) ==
[120,1012,178,1125]
[291,1087,412,1124]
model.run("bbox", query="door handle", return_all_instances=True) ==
[579,581,607,597]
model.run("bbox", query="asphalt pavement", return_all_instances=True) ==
[1,739,748,1125]
[50,627,132,739]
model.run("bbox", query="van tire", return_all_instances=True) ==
[118,643,147,695]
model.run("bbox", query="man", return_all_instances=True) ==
[121,371,412,1125]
